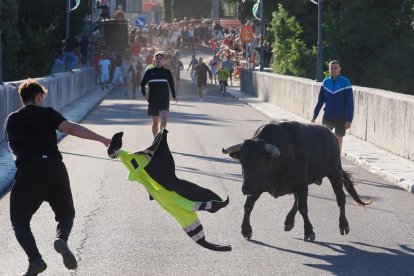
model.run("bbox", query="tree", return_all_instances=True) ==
[324,0,414,94]
[163,0,211,22]
[268,4,315,78]
[1,0,22,81]
[1,0,91,81]
[163,0,172,22]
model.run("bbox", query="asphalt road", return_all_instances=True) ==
[0,48,413,275]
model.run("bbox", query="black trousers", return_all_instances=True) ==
[10,157,75,262]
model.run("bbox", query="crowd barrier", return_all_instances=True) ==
[240,69,414,162]
[0,68,96,142]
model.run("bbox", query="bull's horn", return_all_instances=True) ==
[264,143,281,158]
[222,143,242,154]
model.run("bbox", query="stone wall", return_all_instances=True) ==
[240,69,414,161]
[0,68,96,142]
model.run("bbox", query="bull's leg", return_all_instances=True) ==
[284,193,298,231]
[327,173,350,235]
[241,193,261,240]
[297,186,315,241]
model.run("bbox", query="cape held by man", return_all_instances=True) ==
[108,130,231,251]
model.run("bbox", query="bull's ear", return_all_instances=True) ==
[264,143,281,159]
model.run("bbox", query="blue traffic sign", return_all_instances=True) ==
[135,16,146,28]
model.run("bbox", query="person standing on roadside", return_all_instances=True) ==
[111,52,124,87]
[311,60,354,151]
[98,53,111,89]
[4,79,111,275]
[113,4,125,20]
[140,52,177,137]
[63,36,79,72]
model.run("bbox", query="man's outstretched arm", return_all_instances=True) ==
[59,120,110,147]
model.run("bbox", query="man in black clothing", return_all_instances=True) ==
[140,52,177,137]
[4,79,111,275]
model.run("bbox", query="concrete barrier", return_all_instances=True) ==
[241,69,414,162]
[0,67,96,142]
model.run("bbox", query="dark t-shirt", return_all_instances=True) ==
[5,105,66,166]
[140,66,176,100]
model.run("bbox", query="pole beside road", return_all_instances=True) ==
[259,0,265,71]
[316,0,324,81]
[66,0,71,39]
[0,0,3,85]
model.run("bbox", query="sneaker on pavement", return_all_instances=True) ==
[54,238,77,270]
[23,257,47,276]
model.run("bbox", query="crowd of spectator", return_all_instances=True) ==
[58,15,274,97]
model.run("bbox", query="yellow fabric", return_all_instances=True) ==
[118,150,198,227]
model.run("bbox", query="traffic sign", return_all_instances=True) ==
[241,25,254,43]
[135,16,146,28]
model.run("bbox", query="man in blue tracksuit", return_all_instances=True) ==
[311,60,354,151]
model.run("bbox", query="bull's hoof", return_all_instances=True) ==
[243,232,252,240]
[241,227,252,240]
[340,226,350,235]
[284,224,294,232]
[304,233,316,241]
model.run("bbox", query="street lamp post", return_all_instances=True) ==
[0,0,3,85]
[311,0,324,82]
[212,0,220,19]
[66,0,71,39]
[259,0,264,71]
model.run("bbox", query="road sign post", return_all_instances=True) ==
[242,25,254,69]
[135,16,146,28]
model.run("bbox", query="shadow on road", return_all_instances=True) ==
[247,238,414,275]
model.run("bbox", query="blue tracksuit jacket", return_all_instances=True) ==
[313,75,354,122]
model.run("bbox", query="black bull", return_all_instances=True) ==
[222,121,371,241]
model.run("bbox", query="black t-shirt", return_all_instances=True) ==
[5,105,67,166]
[140,66,176,100]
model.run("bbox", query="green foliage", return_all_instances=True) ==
[256,0,414,94]
[2,0,90,81]
[170,0,211,21]
[1,0,22,80]
[324,0,414,94]
[18,24,56,77]
[268,4,315,78]
[163,0,172,22]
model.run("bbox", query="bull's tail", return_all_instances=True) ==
[343,170,372,206]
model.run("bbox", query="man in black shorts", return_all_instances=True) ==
[140,52,177,137]
[4,79,111,275]
[311,60,354,151]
